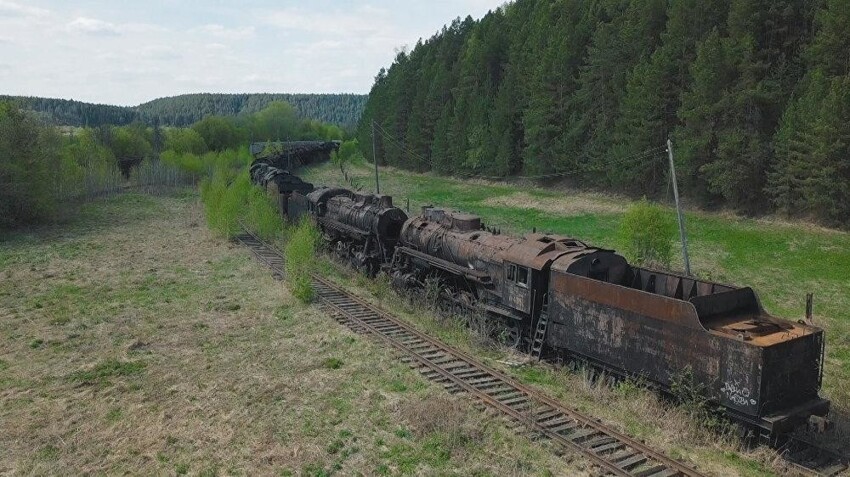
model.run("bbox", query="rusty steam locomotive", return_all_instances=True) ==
[250,162,830,438]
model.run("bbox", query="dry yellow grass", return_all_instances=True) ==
[0,191,581,476]
[480,191,626,217]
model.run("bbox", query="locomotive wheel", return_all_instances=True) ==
[437,287,461,317]
[501,324,522,350]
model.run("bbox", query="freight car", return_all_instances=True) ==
[249,160,314,218]
[249,176,830,438]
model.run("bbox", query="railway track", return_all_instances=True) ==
[236,231,704,476]
[235,230,846,476]
[780,436,847,476]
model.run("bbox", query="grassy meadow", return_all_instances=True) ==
[0,191,584,476]
[300,160,850,448]
[2,163,847,476]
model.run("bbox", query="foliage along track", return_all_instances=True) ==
[235,230,708,476]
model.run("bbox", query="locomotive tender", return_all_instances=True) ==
[251,164,830,437]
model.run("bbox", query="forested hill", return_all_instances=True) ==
[359,0,850,225]
[137,93,366,128]
[2,93,366,129]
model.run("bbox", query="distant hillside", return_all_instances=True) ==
[137,93,366,128]
[1,93,366,129]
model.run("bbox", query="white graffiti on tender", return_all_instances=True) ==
[721,379,757,406]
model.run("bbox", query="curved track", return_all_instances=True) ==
[236,231,706,476]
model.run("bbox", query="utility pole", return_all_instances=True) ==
[372,121,380,194]
[667,139,691,276]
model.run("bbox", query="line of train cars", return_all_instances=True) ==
[249,159,831,438]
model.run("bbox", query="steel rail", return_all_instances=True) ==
[314,276,705,476]
[236,227,849,476]
[235,230,705,476]
[311,275,703,476]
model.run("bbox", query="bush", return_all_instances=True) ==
[164,147,253,183]
[199,169,250,237]
[245,186,284,242]
[617,198,676,268]
[284,219,320,303]
[198,167,284,242]
[132,158,192,192]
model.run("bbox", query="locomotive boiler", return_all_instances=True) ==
[288,187,408,275]
[391,206,612,346]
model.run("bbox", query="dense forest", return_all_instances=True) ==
[1,93,366,130]
[358,0,850,225]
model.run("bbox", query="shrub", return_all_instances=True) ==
[284,219,320,303]
[244,186,283,242]
[199,169,250,237]
[617,198,676,268]
[132,158,192,192]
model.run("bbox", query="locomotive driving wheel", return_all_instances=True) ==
[437,287,456,317]
[501,323,523,350]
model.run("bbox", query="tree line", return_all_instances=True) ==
[357,0,850,226]
[0,101,344,228]
[1,93,366,130]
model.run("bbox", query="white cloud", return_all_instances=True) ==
[138,45,180,61]
[67,17,120,36]
[1,0,507,105]
[0,0,50,18]
[193,24,254,40]
[263,6,392,36]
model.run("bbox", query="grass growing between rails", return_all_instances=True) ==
[301,158,850,447]
[0,187,583,475]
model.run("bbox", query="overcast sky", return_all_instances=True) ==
[0,0,505,106]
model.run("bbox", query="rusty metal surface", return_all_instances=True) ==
[397,207,608,318]
[263,178,832,440]
[326,193,408,240]
[249,160,314,194]
[547,269,827,428]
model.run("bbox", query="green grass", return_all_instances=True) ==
[284,219,321,302]
[68,359,146,385]
[2,190,579,475]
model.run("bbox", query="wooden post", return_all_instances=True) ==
[372,121,380,195]
[667,139,691,276]
[806,293,814,323]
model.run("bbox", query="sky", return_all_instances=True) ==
[0,0,505,106]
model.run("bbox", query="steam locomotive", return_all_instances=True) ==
[251,162,830,438]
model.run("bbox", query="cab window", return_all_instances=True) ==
[506,264,516,281]
[517,267,529,288]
